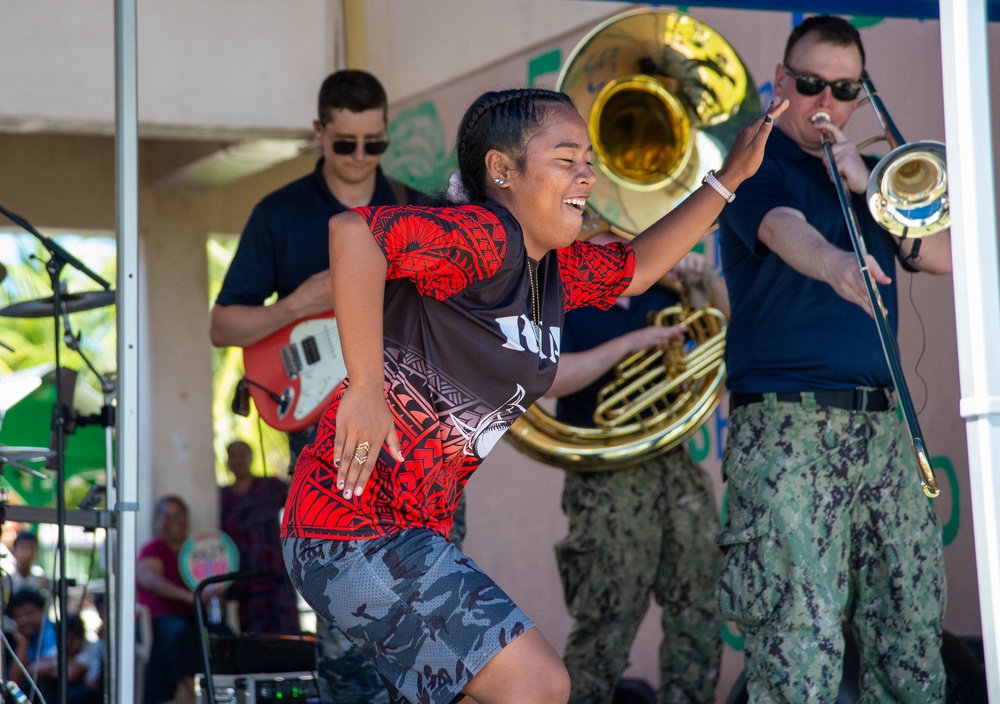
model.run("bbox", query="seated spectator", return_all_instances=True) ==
[137,495,221,704]
[0,520,21,598]
[7,587,56,693]
[10,532,49,596]
[34,612,102,704]
[83,619,106,701]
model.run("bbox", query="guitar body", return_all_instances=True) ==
[242,312,346,432]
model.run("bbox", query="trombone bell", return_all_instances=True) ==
[867,140,949,237]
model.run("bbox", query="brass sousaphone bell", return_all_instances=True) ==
[506,8,760,471]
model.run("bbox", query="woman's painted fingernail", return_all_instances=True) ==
[344,489,352,499]
[334,458,341,468]
[337,479,345,489]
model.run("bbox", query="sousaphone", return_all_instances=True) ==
[507,8,759,471]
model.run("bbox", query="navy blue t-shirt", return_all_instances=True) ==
[216,161,418,306]
[556,286,679,427]
[718,128,898,393]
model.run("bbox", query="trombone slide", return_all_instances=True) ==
[817,125,940,498]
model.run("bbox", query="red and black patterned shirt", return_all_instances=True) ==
[281,202,634,541]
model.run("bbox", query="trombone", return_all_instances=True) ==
[813,71,947,498]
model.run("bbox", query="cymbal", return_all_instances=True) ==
[0,290,115,318]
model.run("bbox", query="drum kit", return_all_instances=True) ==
[0,267,116,483]
[0,202,117,701]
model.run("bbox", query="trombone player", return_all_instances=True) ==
[716,15,951,703]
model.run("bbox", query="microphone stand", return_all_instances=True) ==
[0,201,113,704]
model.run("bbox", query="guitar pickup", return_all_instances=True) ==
[280,345,302,378]
[301,336,320,365]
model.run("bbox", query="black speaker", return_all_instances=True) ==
[208,633,317,675]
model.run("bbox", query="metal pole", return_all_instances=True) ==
[939,0,1000,697]
[114,0,140,702]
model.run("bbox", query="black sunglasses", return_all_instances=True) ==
[783,65,863,102]
[331,138,390,156]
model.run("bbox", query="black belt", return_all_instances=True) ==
[730,388,892,412]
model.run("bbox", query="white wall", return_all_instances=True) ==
[0,0,630,138]
[348,0,633,102]
[0,0,335,137]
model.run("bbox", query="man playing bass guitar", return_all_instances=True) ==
[210,70,429,704]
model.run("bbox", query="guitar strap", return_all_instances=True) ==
[386,176,411,206]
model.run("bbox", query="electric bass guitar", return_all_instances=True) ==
[242,312,346,432]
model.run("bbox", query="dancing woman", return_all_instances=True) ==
[281,88,786,704]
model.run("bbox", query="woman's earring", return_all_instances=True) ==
[493,176,507,186]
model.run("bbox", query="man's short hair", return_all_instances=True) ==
[784,15,866,69]
[13,531,38,549]
[9,587,46,612]
[318,69,388,125]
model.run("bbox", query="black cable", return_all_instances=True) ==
[906,269,930,417]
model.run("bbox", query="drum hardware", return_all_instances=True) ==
[0,201,115,699]
[0,263,11,352]
[0,447,54,479]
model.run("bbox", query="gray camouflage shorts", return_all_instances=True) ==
[283,529,534,704]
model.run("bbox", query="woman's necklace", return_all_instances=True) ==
[528,258,542,348]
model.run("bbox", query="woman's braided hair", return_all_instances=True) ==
[456,88,575,203]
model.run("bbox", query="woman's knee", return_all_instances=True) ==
[464,629,570,703]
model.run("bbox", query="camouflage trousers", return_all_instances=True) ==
[718,395,946,703]
[555,448,723,704]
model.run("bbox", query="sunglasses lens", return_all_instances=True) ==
[831,83,862,101]
[788,66,862,102]
[794,77,825,97]
[331,140,357,155]
[331,139,388,155]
